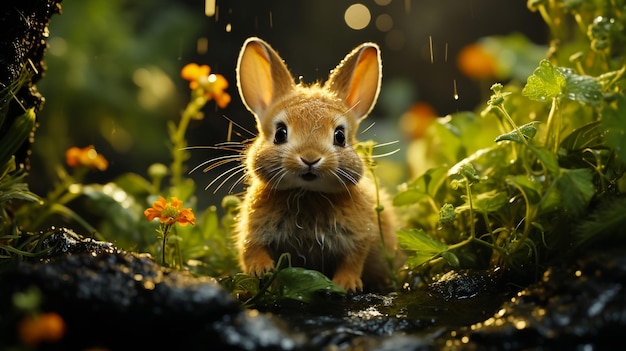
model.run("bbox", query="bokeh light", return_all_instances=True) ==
[344,3,371,30]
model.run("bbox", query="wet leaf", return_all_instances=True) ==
[456,190,508,213]
[557,66,603,106]
[398,228,448,268]
[559,121,605,152]
[522,59,566,102]
[495,121,541,143]
[276,267,345,302]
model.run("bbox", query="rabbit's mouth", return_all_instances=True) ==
[300,172,318,181]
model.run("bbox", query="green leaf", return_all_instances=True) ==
[440,251,460,268]
[275,267,345,302]
[0,108,36,165]
[522,60,602,105]
[522,59,566,102]
[527,144,560,176]
[393,166,447,206]
[559,121,604,152]
[397,228,448,268]
[506,175,542,205]
[495,121,541,143]
[602,94,626,164]
[557,67,603,106]
[112,172,153,198]
[541,168,595,216]
[456,190,508,213]
[200,206,220,241]
[222,273,261,297]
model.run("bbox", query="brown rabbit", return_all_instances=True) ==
[234,37,396,293]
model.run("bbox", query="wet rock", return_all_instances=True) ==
[444,247,626,350]
[0,228,306,350]
[429,268,503,301]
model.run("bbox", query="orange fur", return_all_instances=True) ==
[234,37,396,292]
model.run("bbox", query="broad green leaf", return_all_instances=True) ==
[456,190,508,213]
[276,267,345,302]
[540,168,594,215]
[398,228,448,268]
[495,121,541,143]
[522,59,566,102]
[559,121,604,152]
[557,67,603,106]
[527,144,560,176]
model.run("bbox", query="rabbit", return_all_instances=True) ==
[234,37,397,293]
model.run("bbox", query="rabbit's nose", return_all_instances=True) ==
[300,157,321,166]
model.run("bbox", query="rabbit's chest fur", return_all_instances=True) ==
[239,180,379,274]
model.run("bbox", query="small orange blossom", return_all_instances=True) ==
[144,196,196,226]
[65,145,109,171]
[457,43,498,79]
[18,312,66,346]
[181,63,231,108]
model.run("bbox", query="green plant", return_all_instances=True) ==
[396,0,626,280]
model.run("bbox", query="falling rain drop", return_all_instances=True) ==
[429,36,434,63]
[205,0,216,17]
[225,23,232,32]
[453,79,459,100]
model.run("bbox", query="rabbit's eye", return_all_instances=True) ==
[274,123,288,144]
[334,126,346,146]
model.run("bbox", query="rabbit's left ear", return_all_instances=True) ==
[325,43,382,121]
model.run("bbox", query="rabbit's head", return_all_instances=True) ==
[237,37,381,193]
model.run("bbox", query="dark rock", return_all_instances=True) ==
[0,0,62,166]
[0,228,306,350]
[444,247,626,350]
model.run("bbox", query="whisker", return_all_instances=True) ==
[359,121,376,135]
[189,154,243,174]
[209,165,247,194]
[368,148,401,158]
[220,114,258,139]
[372,140,400,148]
[228,172,248,194]
[205,164,245,193]
[333,169,353,199]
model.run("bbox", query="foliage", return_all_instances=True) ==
[396,0,626,280]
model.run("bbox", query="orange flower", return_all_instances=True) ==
[457,43,498,79]
[144,196,196,226]
[399,102,437,139]
[181,63,231,108]
[65,145,109,171]
[18,312,66,346]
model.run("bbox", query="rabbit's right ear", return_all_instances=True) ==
[236,37,295,119]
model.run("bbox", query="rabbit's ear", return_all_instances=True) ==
[237,37,295,119]
[325,43,381,121]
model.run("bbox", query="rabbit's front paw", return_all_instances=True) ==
[244,250,275,277]
[333,272,363,293]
